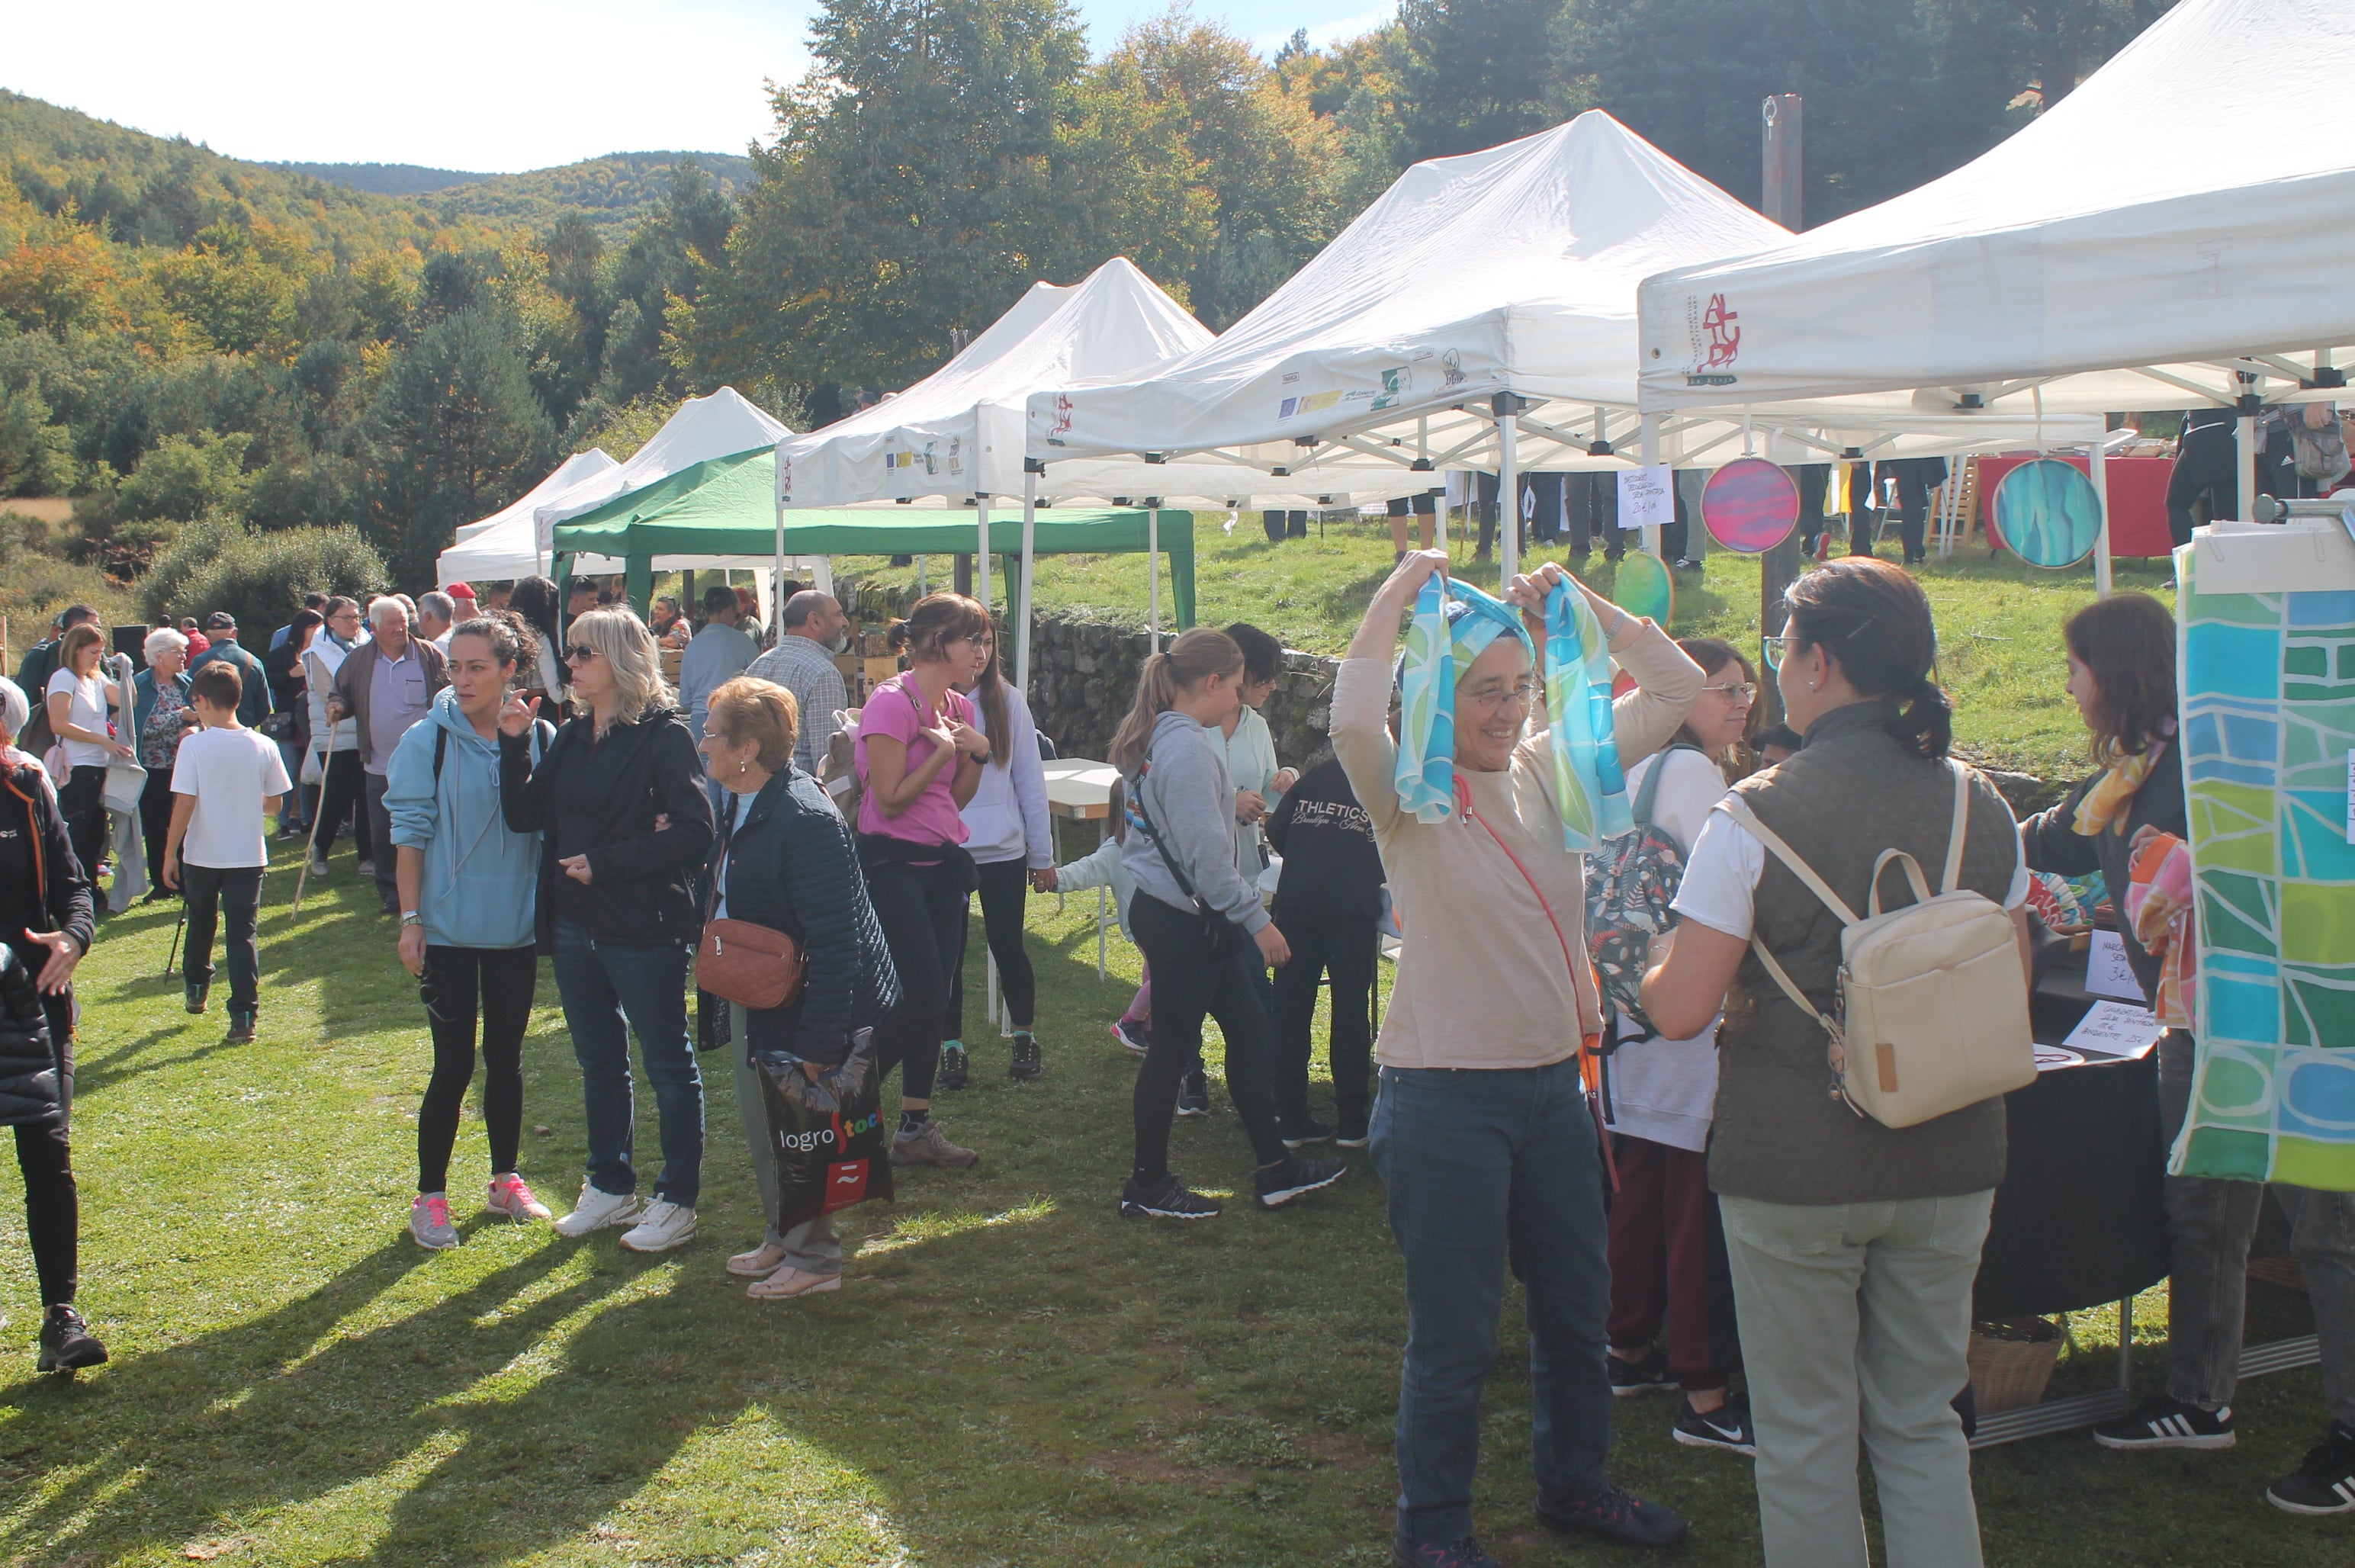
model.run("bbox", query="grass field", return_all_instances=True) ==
[828,512,2180,783]
[0,838,2335,1567]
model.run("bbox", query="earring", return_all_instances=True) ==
[738,758,750,774]
[1810,678,1820,691]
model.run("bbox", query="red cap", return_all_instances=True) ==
[445,581,477,600]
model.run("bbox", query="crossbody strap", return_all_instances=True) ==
[1713,793,1846,1036]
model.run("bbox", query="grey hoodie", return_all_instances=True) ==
[1121,710,1270,935]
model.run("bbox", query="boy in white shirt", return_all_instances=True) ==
[164,663,290,1044]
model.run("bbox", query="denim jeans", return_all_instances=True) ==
[1368,1058,1615,1547]
[551,921,702,1206]
[2157,1030,2355,1424]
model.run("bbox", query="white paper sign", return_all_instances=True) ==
[2085,929,2144,1002]
[1616,465,1674,532]
[2064,1000,2165,1059]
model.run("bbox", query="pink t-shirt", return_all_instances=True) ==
[854,673,974,846]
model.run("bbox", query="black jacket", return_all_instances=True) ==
[1264,756,1385,924]
[711,769,901,1066]
[0,751,94,975]
[2020,737,2187,1005]
[0,941,60,1127]
[500,705,715,951]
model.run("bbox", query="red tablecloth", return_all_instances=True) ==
[1977,455,2174,558]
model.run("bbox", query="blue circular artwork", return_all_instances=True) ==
[1990,458,2103,570]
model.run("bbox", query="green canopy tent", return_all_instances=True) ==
[548,446,1197,646]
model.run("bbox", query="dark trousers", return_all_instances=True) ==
[1370,1057,1614,1546]
[947,857,1036,1037]
[137,766,177,892]
[1127,891,1288,1181]
[1566,472,1624,559]
[313,749,372,863]
[1606,1134,1739,1391]
[1269,908,1377,1126]
[864,857,965,1100]
[1794,464,1832,554]
[551,921,702,1204]
[15,1117,76,1306]
[417,945,538,1194]
[182,863,263,1013]
[2167,424,2241,548]
[1261,510,1308,542]
[58,766,108,891]
[363,770,396,905]
[1873,461,1933,562]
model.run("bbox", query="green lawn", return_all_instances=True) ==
[829,514,2180,782]
[0,844,2331,1567]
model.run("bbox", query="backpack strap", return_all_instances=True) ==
[1940,758,1970,895]
[1712,792,1849,1042]
[1631,741,1700,832]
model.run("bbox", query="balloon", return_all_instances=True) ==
[1611,551,1673,625]
[1701,458,1801,554]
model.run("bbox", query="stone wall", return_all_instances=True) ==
[1024,612,1342,765]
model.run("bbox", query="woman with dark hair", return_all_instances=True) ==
[1605,636,1761,1454]
[264,606,322,839]
[944,620,1052,1086]
[1642,557,2030,1568]
[508,576,569,711]
[856,593,991,1170]
[2022,592,2355,1515]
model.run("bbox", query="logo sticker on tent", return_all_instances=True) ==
[1683,293,1741,386]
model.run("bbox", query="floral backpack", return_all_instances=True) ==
[1583,743,1704,1037]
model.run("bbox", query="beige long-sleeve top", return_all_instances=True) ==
[1331,618,1701,1070]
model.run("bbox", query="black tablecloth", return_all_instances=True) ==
[1973,988,2172,1318]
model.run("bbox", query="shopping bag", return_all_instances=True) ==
[757,1027,894,1231]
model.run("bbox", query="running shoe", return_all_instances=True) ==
[486,1173,551,1222]
[307,857,330,879]
[1279,1116,1335,1149]
[1120,1172,1222,1221]
[937,1043,969,1090]
[553,1183,644,1237]
[1111,1017,1152,1057]
[1391,1537,1505,1568]
[1254,1155,1348,1208]
[410,1193,460,1251]
[1672,1391,1756,1456]
[356,859,375,876]
[1608,1345,1675,1397]
[1335,1115,1370,1149]
[618,1199,699,1253]
[2093,1396,2235,1450]
[36,1306,107,1374]
[892,1120,979,1168]
[1176,1069,1211,1117]
[1536,1483,1688,1547]
[1009,1032,1043,1081]
[2267,1422,2355,1515]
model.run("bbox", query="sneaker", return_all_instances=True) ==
[410,1193,460,1251]
[36,1306,107,1374]
[1175,1069,1211,1117]
[1391,1536,1505,1568]
[1608,1345,1675,1397]
[2267,1421,2355,1515]
[485,1173,551,1222]
[618,1198,699,1253]
[307,858,330,879]
[937,1043,969,1090]
[1279,1116,1335,1149]
[1111,1017,1152,1057]
[892,1120,979,1168]
[1335,1114,1370,1149]
[552,1183,644,1238]
[1536,1483,1688,1547]
[356,858,375,876]
[1673,1391,1756,1455]
[1009,1033,1043,1081]
[223,1009,256,1045]
[2093,1396,2236,1450]
[1674,557,1704,572]
[1254,1155,1348,1208]
[1120,1171,1221,1220]
[184,979,209,1015]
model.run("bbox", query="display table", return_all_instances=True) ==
[1977,454,2175,558]
[1041,759,1120,978]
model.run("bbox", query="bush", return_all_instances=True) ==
[140,522,387,638]
[136,512,241,625]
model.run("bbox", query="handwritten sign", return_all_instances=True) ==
[2085,929,2144,1002]
[1616,465,1674,532]
[2064,1000,2165,1060]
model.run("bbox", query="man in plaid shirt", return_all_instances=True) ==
[744,591,853,776]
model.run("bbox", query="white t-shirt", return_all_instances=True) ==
[171,726,293,869]
[1673,800,2031,941]
[1610,747,1733,1153]
[46,667,113,769]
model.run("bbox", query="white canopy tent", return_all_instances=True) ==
[448,449,617,555]
[1636,0,2355,588]
[1030,111,2092,584]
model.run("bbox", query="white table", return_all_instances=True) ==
[1041,759,1120,980]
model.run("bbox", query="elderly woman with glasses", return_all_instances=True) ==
[1335,550,1701,1566]
[498,606,714,1255]
[132,626,198,901]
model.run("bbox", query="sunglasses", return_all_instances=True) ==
[565,644,601,663]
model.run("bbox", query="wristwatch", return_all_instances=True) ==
[400,912,422,928]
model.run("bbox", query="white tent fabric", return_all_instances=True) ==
[1030,112,2086,490]
[1636,0,2355,416]
[438,450,619,582]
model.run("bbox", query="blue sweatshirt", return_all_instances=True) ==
[384,689,545,949]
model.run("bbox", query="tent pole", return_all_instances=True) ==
[2235,371,2259,522]
[773,483,786,638]
[1496,398,1521,590]
[975,496,992,610]
[1148,507,1161,652]
[2090,428,2114,598]
[1018,464,1039,696]
[1640,413,1664,558]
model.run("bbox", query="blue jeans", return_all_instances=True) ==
[551,921,703,1206]
[1370,1058,1615,1546]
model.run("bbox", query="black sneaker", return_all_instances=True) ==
[2093,1396,2235,1450]
[1536,1483,1688,1547]
[1335,1114,1370,1149]
[36,1305,107,1374]
[1175,1070,1211,1117]
[1608,1345,1675,1397]
[1279,1116,1335,1149]
[1391,1537,1504,1568]
[2268,1422,2355,1515]
[1111,1018,1151,1057]
[1254,1155,1347,1208]
[184,979,209,1015]
[1673,1391,1756,1455]
[937,1044,969,1091]
[1008,1033,1042,1081]
[1120,1172,1220,1221]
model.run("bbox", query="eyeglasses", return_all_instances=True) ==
[1762,633,1796,673]
[1702,681,1759,702]
[565,644,601,663]
[1461,680,1541,709]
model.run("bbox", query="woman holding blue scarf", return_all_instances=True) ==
[1337,550,1701,1568]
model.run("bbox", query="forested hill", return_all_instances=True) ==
[271,153,757,238]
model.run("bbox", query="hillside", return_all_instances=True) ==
[267,161,490,197]
[270,151,753,237]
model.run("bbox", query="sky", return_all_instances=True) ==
[8,0,1393,175]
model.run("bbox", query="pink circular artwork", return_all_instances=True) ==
[1701,458,1801,554]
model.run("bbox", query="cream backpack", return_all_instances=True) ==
[1715,760,2034,1129]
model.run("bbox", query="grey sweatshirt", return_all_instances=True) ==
[1121,710,1271,935]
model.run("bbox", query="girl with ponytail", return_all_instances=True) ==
[1112,628,1347,1222]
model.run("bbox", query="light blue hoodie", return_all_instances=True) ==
[383,689,545,949]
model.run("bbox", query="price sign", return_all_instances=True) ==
[2085,929,2144,1002]
[1616,465,1673,532]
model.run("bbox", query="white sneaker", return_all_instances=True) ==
[552,1183,644,1238]
[618,1198,698,1253]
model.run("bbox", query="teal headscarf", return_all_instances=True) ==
[1393,573,1632,852]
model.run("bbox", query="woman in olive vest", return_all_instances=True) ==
[1641,558,2033,1568]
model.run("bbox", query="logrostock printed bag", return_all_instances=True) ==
[757,1027,894,1230]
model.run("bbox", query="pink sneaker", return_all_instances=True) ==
[486,1173,551,1223]
[410,1194,459,1250]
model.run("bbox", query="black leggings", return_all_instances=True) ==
[312,749,373,861]
[58,766,108,892]
[417,945,538,1193]
[138,766,178,893]
[1127,891,1288,1183]
[947,858,1036,1036]
[13,994,76,1306]
[863,856,965,1100]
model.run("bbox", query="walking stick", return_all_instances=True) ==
[289,717,343,918]
[164,907,185,976]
